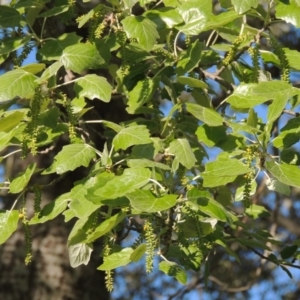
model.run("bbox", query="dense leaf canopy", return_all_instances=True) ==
[1,0,300,298]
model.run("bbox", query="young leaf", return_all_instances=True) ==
[122,16,159,51]
[126,190,177,213]
[113,125,152,150]
[61,43,105,74]
[37,61,63,83]
[159,261,187,284]
[195,125,227,147]
[0,69,38,102]
[29,193,70,225]
[231,0,259,14]
[0,5,21,27]
[130,244,147,262]
[127,78,158,113]
[266,161,300,188]
[177,1,212,35]
[168,138,197,169]
[74,74,112,102]
[276,0,300,28]
[0,210,19,245]
[226,81,299,109]
[185,103,224,126]
[69,243,93,268]
[10,163,36,194]
[176,40,203,76]
[266,178,290,196]
[86,212,127,242]
[93,168,151,200]
[43,144,96,175]
[98,248,134,270]
[202,157,249,187]
[39,33,82,61]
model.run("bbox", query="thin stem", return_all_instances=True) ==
[206,30,216,47]
[149,178,166,191]
[49,79,78,90]
[173,30,181,57]
[10,191,26,212]
[2,149,22,160]
[40,17,47,40]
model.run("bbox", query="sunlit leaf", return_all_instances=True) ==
[69,243,93,268]
[74,74,112,102]
[159,261,187,284]
[61,43,105,73]
[10,163,36,194]
[43,144,96,174]
[0,210,19,245]
[98,248,133,270]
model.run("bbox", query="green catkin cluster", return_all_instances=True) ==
[116,29,129,76]
[33,185,42,215]
[22,87,43,157]
[269,32,290,82]
[185,35,191,47]
[144,219,157,273]
[184,204,204,262]
[223,33,249,67]
[248,43,260,83]
[19,207,32,265]
[13,43,34,67]
[153,47,173,61]
[103,237,114,292]
[62,96,76,143]
[242,146,257,209]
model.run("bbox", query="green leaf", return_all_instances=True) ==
[43,144,96,174]
[168,138,197,169]
[266,161,300,188]
[237,237,271,251]
[177,0,212,35]
[29,193,70,225]
[68,178,100,219]
[93,168,151,199]
[231,0,259,14]
[122,16,159,51]
[266,96,289,132]
[127,78,158,113]
[266,178,290,196]
[272,117,300,149]
[21,63,45,75]
[86,212,126,242]
[280,148,300,165]
[245,204,270,219]
[127,190,177,212]
[186,103,224,126]
[177,76,208,89]
[69,243,93,268]
[188,189,234,222]
[0,36,31,56]
[0,210,19,245]
[123,0,139,9]
[37,61,63,83]
[144,7,183,30]
[284,48,300,71]
[0,5,21,27]
[38,5,69,17]
[10,163,36,194]
[202,157,249,187]
[74,74,112,102]
[0,69,38,102]
[38,33,82,61]
[280,245,298,259]
[0,110,26,132]
[61,43,105,74]
[247,108,258,128]
[196,125,227,147]
[276,0,300,28]
[176,40,203,76]
[159,261,187,284]
[98,247,134,270]
[130,244,147,262]
[127,159,170,170]
[226,81,300,109]
[113,125,152,150]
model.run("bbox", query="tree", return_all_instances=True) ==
[1,0,300,299]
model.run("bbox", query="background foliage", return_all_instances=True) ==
[1,0,300,299]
